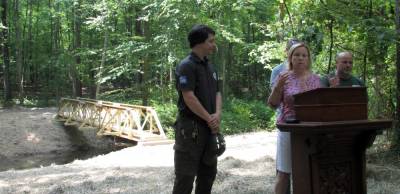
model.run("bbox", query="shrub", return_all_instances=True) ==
[152,101,177,139]
[220,98,275,135]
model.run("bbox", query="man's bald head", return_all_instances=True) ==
[335,51,353,79]
[336,52,352,62]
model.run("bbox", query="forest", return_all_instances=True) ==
[1,0,399,150]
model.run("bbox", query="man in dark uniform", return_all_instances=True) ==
[172,24,222,194]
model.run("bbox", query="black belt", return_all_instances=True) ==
[178,113,208,127]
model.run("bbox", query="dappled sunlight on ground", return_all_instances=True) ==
[26,132,41,143]
[0,130,278,194]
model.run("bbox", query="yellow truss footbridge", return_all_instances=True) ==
[57,97,171,145]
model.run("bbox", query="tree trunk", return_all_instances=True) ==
[33,0,40,90]
[169,60,173,101]
[278,1,286,33]
[23,0,28,85]
[245,22,251,93]
[46,0,53,105]
[96,29,108,99]
[283,0,296,37]
[395,0,400,146]
[14,0,24,104]
[363,44,367,82]
[223,43,232,98]
[327,18,334,74]
[135,7,143,37]
[221,44,226,99]
[1,0,11,102]
[88,33,96,99]
[26,0,33,86]
[71,0,82,98]
[134,7,150,105]
[125,5,133,36]
[372,53,384,118]
[141,21,150,106]
[135,7,143,88]
[53,1,61,99]
[160,57,164,103]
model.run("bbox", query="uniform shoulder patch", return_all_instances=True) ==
[179,76,188,85]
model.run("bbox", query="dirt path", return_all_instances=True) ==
[0,107,398,194]
[0,130,278,194]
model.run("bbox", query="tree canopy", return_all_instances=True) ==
[1,0,399,146]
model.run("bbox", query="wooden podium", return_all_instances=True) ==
[277,87,392,194]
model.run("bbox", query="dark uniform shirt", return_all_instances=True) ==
[321,72,365,87]
[175,52,219,123]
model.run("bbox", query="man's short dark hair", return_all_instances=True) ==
[188,24,215,48]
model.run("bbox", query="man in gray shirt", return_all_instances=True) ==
[320,51,365,87]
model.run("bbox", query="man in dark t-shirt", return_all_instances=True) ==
[172,24,222,194]
[321,51,365,87]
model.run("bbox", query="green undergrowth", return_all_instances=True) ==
[99,89,276,137]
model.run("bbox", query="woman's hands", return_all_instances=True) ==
[275,72,290,92]
[268,71,290,108]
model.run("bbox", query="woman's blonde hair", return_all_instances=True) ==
[287,43,312,70]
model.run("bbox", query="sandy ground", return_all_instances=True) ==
[0,107,73,171]
[0,107,399,194]
[0,107,70,157]
[0,107,115,171]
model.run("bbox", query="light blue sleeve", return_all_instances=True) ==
[269,63,284,118]
[270,64,283,89]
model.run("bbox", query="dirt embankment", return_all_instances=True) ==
[0,107,116,171]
